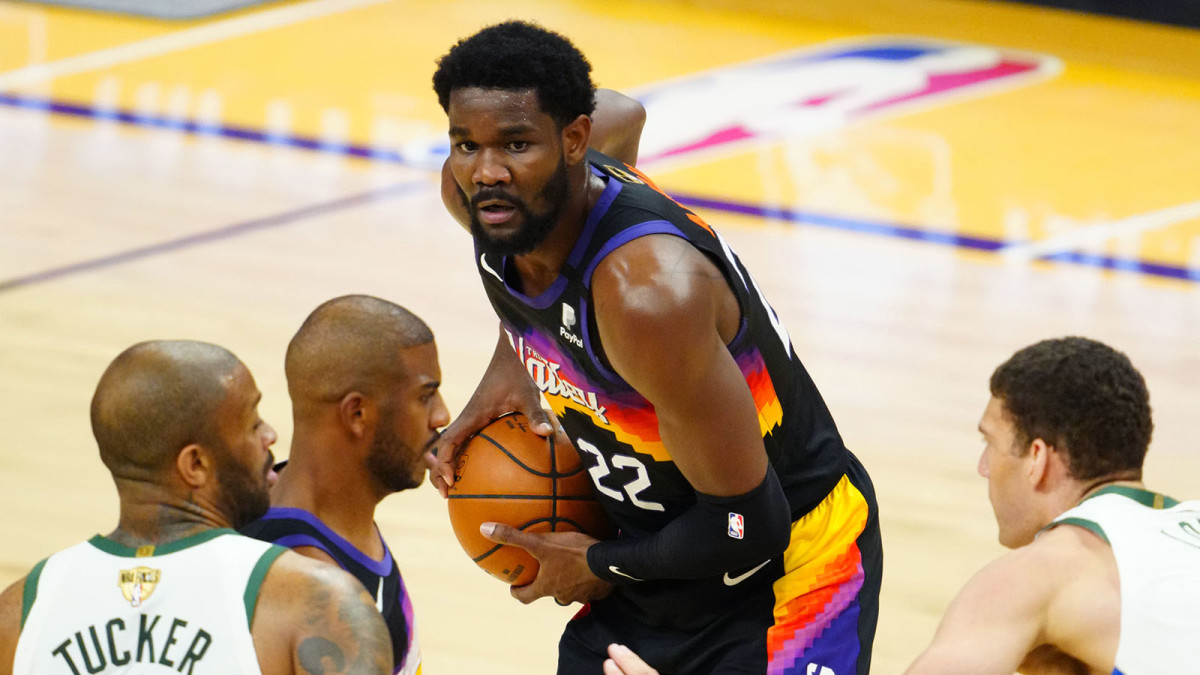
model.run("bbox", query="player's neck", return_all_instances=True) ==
[1076,476,1146,503]
[511,170,605,296]
[271,445,383,552]
[108,485,231,548]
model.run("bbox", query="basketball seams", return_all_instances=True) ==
[448,412,615,586]
[476,432,565,478]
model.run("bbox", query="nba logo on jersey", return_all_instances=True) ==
[728,512,745,539]
[118,566,161,607]
[635,38,1061,164]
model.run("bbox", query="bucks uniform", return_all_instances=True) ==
[241,506,421,675]
[475,150,882,675]
[13,529,284,674]
[1047,485,1200,674]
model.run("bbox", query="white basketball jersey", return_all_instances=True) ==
[14,529,285,674]
[1051,485,1200,675]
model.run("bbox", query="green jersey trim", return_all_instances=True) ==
[87,528,238,557]
[19,558,48,630]
[243,545,288,627]
[1049,517,1109,543]
[1083,485,1179,509]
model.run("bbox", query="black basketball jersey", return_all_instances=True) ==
[475,149,850,625]
[241,507,420,674]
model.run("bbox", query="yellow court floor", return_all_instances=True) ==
[1,1,1199,673]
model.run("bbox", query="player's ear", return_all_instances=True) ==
[1027,438,1051,488]
[338,392,370,439]
[561,114,592,165]
[176,444,213,489]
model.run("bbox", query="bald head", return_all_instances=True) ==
[286,295,435,409]
[91,340,244,476]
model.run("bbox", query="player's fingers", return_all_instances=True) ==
[520,404,557,438]
[480,522,540,554]
[431,417,485,487]
[428,470,450,499]
[602,660,623,675]
[508,580,546,604]
[606,644,658,675]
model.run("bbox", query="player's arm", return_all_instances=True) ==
[0,577,26,675]
[589,89,645,166]
[584,235,792,580]
[430,327,561,497]
[253,552,392,675]
[904,546,1055,675]
[441,88,645,229]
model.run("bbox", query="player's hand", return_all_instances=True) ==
[480,522,612,605]
[603,644,660,675]
[430,336,565,498]
[430,400,564,498]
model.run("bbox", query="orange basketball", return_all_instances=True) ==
[447,412,615,586]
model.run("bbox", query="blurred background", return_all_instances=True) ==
[1,1,1198,672]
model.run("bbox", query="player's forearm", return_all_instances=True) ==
[482,327,539,397]
[586,464,791,583]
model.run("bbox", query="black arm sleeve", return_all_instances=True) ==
[586,464,791,584]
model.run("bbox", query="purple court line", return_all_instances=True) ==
[2,92,1196,285]
[0,181,426,293]
[671,195,1198,283]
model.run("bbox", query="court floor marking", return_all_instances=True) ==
[1001,200,1200,261]
[0,180,428,293]
[1,92,1197,286]
[672,194,1196,282]
[0,0,396,91]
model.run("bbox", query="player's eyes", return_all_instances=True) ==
[456,141,477,153]
[507,141,529,152]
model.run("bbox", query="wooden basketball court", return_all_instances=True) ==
[1,1,1198,672]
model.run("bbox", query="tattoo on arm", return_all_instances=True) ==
[297,637,345,675]
[297,573,392,675]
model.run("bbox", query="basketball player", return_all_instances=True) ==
[429,21,882,675]
[904,336,1199,674]
[0,340,392,675]
[242,295,448,675]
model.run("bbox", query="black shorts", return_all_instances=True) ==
[558,456,882,675]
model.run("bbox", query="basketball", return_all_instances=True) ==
[447,412,615,586]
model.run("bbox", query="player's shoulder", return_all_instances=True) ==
[259,548,361,599]
[0,575,24,626]
[0,575,28,675]
[590,234,719,322]
[963,528,1103,599]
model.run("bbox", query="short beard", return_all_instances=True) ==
[214,448,271,530]
[465,156,569,257]
[365,407,424,494]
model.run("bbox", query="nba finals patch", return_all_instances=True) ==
[635,38,1062,164]
[118,567,161,608]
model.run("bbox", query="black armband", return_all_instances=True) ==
[587,464,791,584]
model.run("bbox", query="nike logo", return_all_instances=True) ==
[608,565,644,582]
[480,253,504,282]
[723,559,771,586]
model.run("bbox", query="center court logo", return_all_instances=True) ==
[634,38,1062,165]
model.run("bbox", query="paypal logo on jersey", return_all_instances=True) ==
[635,38,1061,164]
